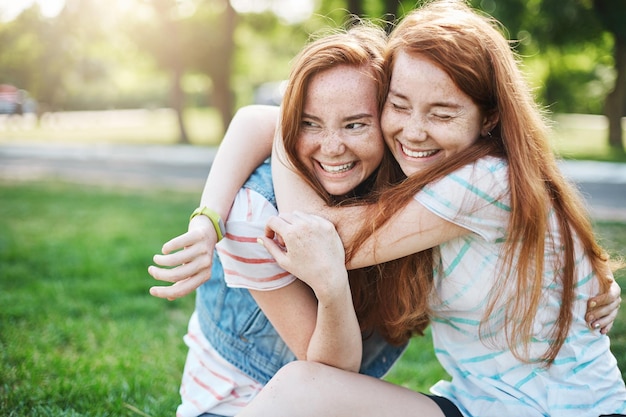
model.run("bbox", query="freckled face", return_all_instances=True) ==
[381,51,490,177]
[296,65,385,197]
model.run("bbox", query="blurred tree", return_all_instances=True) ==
[132,0,238,143]
[140,0,190,144]
[465,0,622,152]
[185,0,237,135]
[1,0,622,151]
[0,4,76,113]
[593,0,626,152]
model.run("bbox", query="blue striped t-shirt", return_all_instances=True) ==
[416,155,626,417]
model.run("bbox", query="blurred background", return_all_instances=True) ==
[0,0,624,152]
[1,1,626,416]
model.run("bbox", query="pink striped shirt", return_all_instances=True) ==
[177,187,295,416]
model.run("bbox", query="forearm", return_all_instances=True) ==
[306,277,362,372]
[272,142,466,269]
[258,211,363,371]
[271,150,372,268]
[251,267,362,372]
[200,104,278,219]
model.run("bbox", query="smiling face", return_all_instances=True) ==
[381,51,493,177]
[295,65,385,197]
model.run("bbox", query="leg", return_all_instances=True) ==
[236,361,447,417]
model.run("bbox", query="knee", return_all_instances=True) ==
[274,360,327,382]
[267,360,333,394]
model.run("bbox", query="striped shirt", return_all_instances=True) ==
[417,156,626,416]
[177,188,296,417]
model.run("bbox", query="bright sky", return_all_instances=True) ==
[0,0,314,23]
[0,0,65,21]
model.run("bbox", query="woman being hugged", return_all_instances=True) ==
[242,0,626,416]
[149,23,412,417]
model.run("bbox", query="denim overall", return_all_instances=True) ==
[195,160,407,385]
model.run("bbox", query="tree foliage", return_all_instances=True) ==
[0,0,622,149]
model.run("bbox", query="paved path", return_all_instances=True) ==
[1,141,625,221]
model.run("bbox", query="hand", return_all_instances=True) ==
[586,276,622,334]
[148,215,218,300]
[259,211,348,300]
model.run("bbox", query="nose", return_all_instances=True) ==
[402,113,427,142]
[320,130,346,156]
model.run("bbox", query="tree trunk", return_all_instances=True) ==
[153,0,190,144]
[347,0,364,16]
[605,36,626,152]
[382,0,398,19]
[211,1,237,137]
[171,66,189,145]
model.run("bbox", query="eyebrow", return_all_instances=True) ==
[388,88,409,101]
[388,89,462,109]
[302,112,375,122]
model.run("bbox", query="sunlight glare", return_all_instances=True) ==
[0,0,65,21]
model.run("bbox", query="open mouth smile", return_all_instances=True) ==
[401,144,439,158]
[319,162,355,173]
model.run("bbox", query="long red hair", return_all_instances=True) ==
[347,0,615,361]
[279,23,430,343]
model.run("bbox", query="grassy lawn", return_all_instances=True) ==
[1,181,625,415]
[0,183,197,416]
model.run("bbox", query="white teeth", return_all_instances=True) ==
[401,145,438,158]
[320,162,355,173]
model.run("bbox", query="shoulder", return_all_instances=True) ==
[420,156,509,206]
[242,159,275,208]
[451,156,508,187]
[218,169,294,291]
[228,187,277,224]
[416,156,510,239]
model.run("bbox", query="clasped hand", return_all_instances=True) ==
[259,211,350,301]
[148,215,218,300]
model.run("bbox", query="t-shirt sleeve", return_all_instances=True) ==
[216,187,296,291]
[414,156,510,242]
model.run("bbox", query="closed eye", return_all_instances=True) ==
[391,102,408,111]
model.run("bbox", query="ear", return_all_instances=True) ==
[481,111,499,136]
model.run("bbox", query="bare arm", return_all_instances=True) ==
[149,105,279,299]
[273,140,622,331]
[198,104,280,219]
[271,139,467,269]
[256,212,363,372]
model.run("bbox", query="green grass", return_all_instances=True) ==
[1,181,625,415]
[0,182,197,416]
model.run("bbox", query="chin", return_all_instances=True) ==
[324,184,356,197]
[399,164,423,177]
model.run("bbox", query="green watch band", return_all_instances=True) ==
[190,207,226,241]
